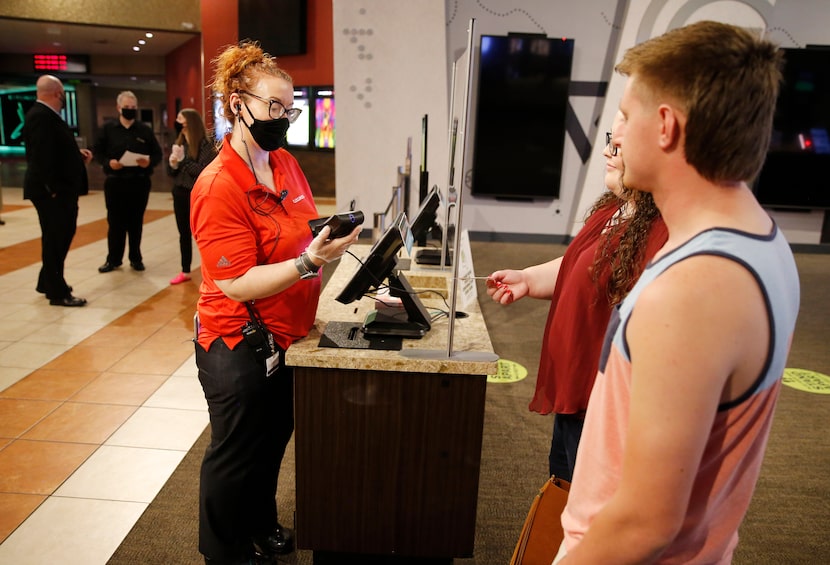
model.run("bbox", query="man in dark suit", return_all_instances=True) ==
[22,75,93,307]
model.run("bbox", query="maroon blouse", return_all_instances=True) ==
[528,203,668,415]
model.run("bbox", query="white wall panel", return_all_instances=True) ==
[333,0,449,224]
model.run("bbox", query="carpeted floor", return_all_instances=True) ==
[109,240,830,564]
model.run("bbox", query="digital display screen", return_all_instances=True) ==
[0,85,78,150]
[313,88,335,149]
[471,35,574,200]
[32,54,89,73]
[287,88,310,147]
[754,47,830,209]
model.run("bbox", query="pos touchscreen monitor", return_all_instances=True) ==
[409,185,441,244]
[336,213,431,338]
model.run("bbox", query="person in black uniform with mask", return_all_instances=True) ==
[23,75,93,306]
[93,90,162,273]
[166,108,216,285]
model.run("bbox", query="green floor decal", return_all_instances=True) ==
[487,359,528,383]
[782,368,830,394]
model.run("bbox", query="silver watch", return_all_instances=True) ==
[294,252,320,279]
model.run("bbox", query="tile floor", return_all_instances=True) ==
[0,185,335,564]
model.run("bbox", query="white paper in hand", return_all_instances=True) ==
[119,150,150,167]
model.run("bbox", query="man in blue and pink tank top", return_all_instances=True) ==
[555,21,800,564]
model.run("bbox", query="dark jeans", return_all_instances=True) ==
[549,413,585,482]
[172,185,192,273]
[196,338,294,562]
[103,175,150,265]
[32,193,78,300]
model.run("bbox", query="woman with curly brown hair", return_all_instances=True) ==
[486,112,667,482]
[191,41,360,565]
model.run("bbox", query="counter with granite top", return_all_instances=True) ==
[285,244,499,375]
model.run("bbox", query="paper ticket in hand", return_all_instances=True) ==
[119,150,150,167]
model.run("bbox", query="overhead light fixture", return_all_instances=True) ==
[145,32,154,38]
[133,46,140,51]
[138,39,146,45]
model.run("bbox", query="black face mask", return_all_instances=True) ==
[121,108,137,121]
[240,102,289,151]
[174,122,184,135]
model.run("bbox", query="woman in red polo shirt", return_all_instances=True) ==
[191,41,360,565]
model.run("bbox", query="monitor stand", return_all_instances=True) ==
[362,272,432,339]
[414,247,452,266]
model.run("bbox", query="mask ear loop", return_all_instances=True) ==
[233,93,260,182]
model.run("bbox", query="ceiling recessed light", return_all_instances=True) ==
[138,39,146,45]
[133,46,140,51]
[145,32,154,38]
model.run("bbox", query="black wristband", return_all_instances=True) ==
[301,251,320,273]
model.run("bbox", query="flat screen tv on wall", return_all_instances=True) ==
[753,46,830,210]
[471,34,574,200]
[238,0,307,56]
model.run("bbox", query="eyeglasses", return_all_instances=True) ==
[605,132,619,157]
[239,90,302,123]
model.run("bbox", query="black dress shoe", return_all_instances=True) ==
[49,295,87,307]
[130,261,146,271]
[98,262,121,273]
[252,524,295,556]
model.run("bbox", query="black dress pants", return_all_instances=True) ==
[549,413,585,482]
[196,338,294,562]
[103,175,150,265]
[32,193,78,300]
[172,185,192,273]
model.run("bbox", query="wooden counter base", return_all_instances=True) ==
[288,246,498,560]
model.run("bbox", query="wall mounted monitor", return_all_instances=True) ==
[753,46,830,209]
[286,87,311,147]
[313,87,335,149]
[471,34,574,200]
[238,0,307,56]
